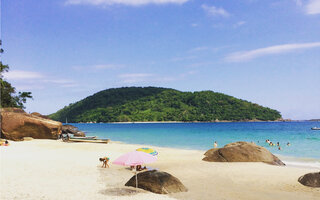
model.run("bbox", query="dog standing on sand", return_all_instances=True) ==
[99,157,110,168]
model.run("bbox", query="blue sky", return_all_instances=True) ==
[2,0,320,119]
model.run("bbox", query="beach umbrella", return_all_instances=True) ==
[136,147,158,156]
[112,151,157,188]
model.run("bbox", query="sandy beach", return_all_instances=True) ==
[1,139,319,200]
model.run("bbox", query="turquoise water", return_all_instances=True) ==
[70,122,320,162]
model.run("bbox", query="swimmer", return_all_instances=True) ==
[278,146,281,150]
[277,142,280,146]
[214,141,218,148]
[287,142,290,146]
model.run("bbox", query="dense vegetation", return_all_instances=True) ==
[0,41,32,109]
[49,87,281,122]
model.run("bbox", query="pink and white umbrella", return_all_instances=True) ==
[113,151,157,188]
[113,151,157,166]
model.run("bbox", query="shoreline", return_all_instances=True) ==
[68,119,317,124]
[1,139,319,200]
[110,139,320,169]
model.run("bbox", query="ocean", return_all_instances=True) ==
[70,122,320,169]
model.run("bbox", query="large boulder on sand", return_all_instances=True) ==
[203,141,285,166]
[61,125,85,137]
[298,172,320,187]
[125,170,188,194]
[1,108,62,141]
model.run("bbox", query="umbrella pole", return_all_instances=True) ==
[135,171,138,188]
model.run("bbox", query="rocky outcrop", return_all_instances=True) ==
[1,108,62,141]
[298,172,320,187]
[203,141,285,166]
[31,112,50,119]
[125,170,188,194]
[61,125,85,137]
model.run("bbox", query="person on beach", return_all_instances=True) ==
[214,141,218,148]
[136,165,147,171]
[1,140,10,146]
[99,157,109,168]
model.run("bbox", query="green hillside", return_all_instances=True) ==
[49,87,281,122]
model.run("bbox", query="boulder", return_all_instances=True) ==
[23,137,34,141]
[298,172,320,187]
[31,112,50,119]
[203,141,285,166]
[61,125,85,137]
[1,108,62,141]
[125,170,188,194]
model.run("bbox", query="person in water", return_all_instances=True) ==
[214,141,218,148]
[287,142,290,146]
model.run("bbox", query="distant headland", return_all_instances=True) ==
[49,87,282,123]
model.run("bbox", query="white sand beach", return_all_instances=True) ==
[1,140,319,200]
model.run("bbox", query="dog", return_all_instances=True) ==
[99,157,109,168]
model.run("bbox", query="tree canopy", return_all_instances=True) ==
[49,87,282,122]
[0,62,33,109]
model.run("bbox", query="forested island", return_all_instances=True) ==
[49,87,282,123]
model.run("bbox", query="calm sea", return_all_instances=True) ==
[69,122,320,168]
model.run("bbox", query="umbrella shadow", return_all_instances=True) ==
[99,187,142,196]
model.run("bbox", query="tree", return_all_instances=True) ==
[0,62,33,109]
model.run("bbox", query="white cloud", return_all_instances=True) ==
[188,46,209,53]
[65,0,189,6]
[118,73,154,83]
[3,70,79,89]
[43,79,79,88]
[3,70,44,80]
[201,4,230,17]
[305,0,320,15]
[234,21,246,28]
[93,64,121,69]
[225,42,320,62]
[170,55,197,62]
[72,64,122,71]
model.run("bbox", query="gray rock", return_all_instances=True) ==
[298,172,320,187]
[61,125,85,137]
[125,170,188,194]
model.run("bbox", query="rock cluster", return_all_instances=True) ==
[203,141,285,166]
[61,125,85,137]
[1,108,62,141]
[125,170,188,194]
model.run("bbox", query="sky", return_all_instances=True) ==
[1,0,320,120]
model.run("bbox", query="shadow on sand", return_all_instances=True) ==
[99,187,141,196]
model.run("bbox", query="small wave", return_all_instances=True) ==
[283,160,320,170]
[306,137,320,141]
[277,154,320,169]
